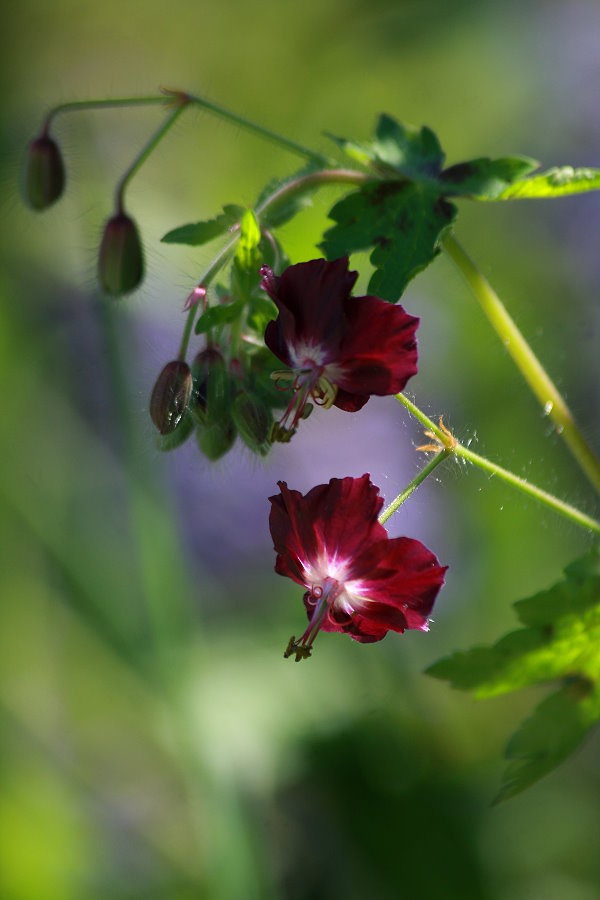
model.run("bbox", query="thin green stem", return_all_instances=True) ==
[177,168,368,360]
[395,393,600,535]
[42,95,167,133]
[443,233,600,496]
[116,103,188,211]
[183,91,332,165]
[379,450,451,525]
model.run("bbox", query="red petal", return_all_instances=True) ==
[350,536,447,623]
[268,475,387,583]
[264,258,357,360]
[335,296,419,397]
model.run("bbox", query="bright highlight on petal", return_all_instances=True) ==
[269,474,447,660]
[261,258,420,440]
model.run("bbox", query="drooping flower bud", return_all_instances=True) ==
[190,347,229,424]
[197,416,237,461]
[232,391,272,456]
[22,135,66,210]
[149,360,193,435]
[98,212,144,296]
[156,412,194,452]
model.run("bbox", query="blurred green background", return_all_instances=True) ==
[2,1,600,897]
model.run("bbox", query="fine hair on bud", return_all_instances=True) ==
[98,211,145,296]
[22,135,66,210]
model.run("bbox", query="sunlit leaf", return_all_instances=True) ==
[428,545,600,799]
[321,181,456,301]
[495,166,600,199]
[440,156,539,199]
[195,300,244,335]
[161,204,243,245]
[372,114,445,178]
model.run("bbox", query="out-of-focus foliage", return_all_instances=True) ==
[2,0,600,897]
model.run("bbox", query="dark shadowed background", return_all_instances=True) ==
[1,1,600,897]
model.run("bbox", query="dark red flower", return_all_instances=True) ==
[261,257,419,438]
[269,474,447,660]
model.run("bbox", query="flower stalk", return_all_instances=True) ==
[395,393,600,535]
[442,233,600,497]
[379,449,451,525]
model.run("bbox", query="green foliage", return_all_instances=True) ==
[161,204,244,246]
[440,156,539,199]
[428,546,600,800]
[321,181,456,301]
[494,166,600,199]
[195,299,244,335]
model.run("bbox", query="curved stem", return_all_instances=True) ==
[116,103,188,212]
[42,95,167,133]
[177,168,368,360]
[182,91,333,165]
[379,449,451,525]
[442,233,600,497]
[395,393,600,535]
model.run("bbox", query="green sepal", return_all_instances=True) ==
[232,391,272,456]
[321,181,456,301]
[161,204,244,245]
[196,416,237,461]
[156,411,195,451]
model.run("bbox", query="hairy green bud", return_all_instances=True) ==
[22,135,66,210]
[98,212,144,295]
[232,391,272,456]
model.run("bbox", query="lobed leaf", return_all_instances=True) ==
[494,166,600,199]
[321,181,456,301]
[161,204,244,245]
[372,114,445,178]
[440,156,539,199]
[428,545,600,798]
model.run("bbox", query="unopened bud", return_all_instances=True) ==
[232,392,272,456]
[22,135,66,210]
[149,360,192,435]
[190,347,230,424]
[98,212,144,296]
[197,417,237,461]
[156,412,194,451]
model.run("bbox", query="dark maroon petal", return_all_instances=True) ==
[320,607,390,643]
[268,475,388,584]
[264,257,357,354]
[333,388,370,413]
[305,474,387,566]
[335,296,419,396]
[350,536,447,623]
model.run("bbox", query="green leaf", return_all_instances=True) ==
[428,545,600,798]
[194,300,244,335]
[321,181,456,301]
[246,295,277,334]
[372,114,445,178]
[255,165,321,229]
[327,115,445,180]
[440,156,539,199]
[161,204,244,245]
[495,166,600,199]
[495,678,600,803]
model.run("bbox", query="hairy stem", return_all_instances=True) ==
[379,449,451,525]
[443,233,600,497]
[116,103,188,211]
[395,393,600,535]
